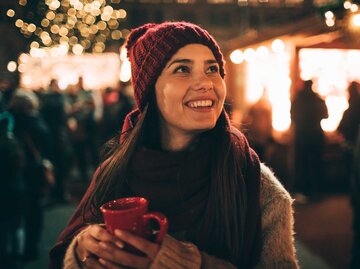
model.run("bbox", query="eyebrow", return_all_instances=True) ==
[166,59,218,69]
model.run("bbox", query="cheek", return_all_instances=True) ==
[216,81,226,103]
[155,83,184,119]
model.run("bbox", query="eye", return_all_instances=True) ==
[206,64,219,74]
[173,65,190,74]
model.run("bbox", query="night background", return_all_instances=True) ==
[1,0,360,268]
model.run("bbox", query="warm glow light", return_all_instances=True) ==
[49,0,61,10]
[27,23,36,32]
[72,44,84,55]
[244,48,256,62]
[321,96,349,132]
[93,42,105,53]
[272,99,291,132]
[230,49,244,64]
[19,53,120,90]
[326,18,335,27]
[351,4,359,12]
[51,25,60,34]
[344,1,352,9]
[19,53,29,63]
[30,41,40,48]
[271,39,285,53]
[246,44,291,131]
[91,8,101,17]
[97,21,107,30]
[101,13,111,21]
[16,0,126,55]
[103,6,113,14]
[46,11,56,20]
[7,61,17,72]
[7,9,15,17]
[325,11,334,19]
[352,14,360,27]
[299,48,360,131]
[111,30,122,40]
[67,8,76,16]
[256,46,269,59]
[41,19,50,27]
[18,63,26,73]
[15,19,24,28]
[119,51,131,82]
[23,76,32,86]
[74,2,84,10]
[19,0,27,6]
[119,61,131,82]
[118,9,127,19]
[59,27,69,36]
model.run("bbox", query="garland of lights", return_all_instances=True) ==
[320,0,360,30]
[8,0,128,56]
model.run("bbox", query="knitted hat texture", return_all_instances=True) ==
[126,21,225,111]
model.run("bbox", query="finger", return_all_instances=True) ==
[115,230,160,260]
[99,242,151,268]
[83,235,120,260]
[82,256,106,269]
[89,224,123,245]
[98,258,129,269]
[98,242,150,269]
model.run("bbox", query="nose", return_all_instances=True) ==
[191,72,213,92]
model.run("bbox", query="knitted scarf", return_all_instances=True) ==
[126,136,211,233]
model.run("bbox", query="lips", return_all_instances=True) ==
[186,99,214,108]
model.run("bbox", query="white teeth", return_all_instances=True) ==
[188,100,213,108]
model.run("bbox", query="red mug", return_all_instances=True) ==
[100,197,168,253]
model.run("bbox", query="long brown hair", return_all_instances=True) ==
[198,111,248,267]
[82,96,248,267]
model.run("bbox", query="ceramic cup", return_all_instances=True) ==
[100,197,168,254]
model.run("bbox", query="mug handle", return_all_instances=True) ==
[142,212,168,243]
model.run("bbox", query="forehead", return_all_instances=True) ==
[169,44,216,60]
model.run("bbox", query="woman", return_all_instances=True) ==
[49,22,298,269]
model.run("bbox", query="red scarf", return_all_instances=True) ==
[127,137,211,233]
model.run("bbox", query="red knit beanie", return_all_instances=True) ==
[126,21,225,111]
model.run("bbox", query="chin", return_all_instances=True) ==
[190,121,217,132]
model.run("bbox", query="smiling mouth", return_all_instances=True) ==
[187,99,214,108]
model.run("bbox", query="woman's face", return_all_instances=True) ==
[155,44,226,142]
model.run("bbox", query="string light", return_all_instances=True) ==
[14,0,128,55]
[323,1,360,31]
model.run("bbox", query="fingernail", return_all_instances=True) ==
[99,242,108,249]
[98,258,106,265]
[115,229,123,236]
[115,241,124,248]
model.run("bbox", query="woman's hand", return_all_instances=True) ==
[75,225,161,269]
[76,224,124,268]
[97,229,160,269]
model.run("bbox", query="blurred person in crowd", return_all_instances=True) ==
[291,79,328,201]
[100,81,134,145]
[0,111,25,269]
[338,81,360,151]
[242,88,273,160]
[66,77,98,181]
[41,79,72,203]
[350,126,360,269]
[338,82,360,269]
[50,22,298,269]
[0,75,19,111]
[8,89,53,261]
